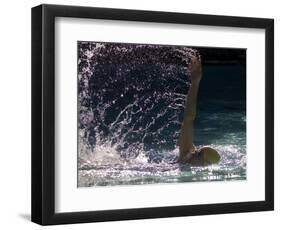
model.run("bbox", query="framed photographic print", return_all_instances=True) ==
[31,4,274,225]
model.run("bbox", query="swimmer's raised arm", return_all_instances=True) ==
[178,56,202,163]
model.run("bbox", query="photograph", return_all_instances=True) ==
[77,41,246,187]
[30,4,274,225]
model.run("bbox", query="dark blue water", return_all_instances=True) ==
[77,42,246,187]
[195,64,246,146]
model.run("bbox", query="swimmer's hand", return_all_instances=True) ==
[189,56,202,83]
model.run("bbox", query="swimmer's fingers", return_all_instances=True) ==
[189,56,202,82]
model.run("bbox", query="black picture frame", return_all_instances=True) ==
[31,4,274,225]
